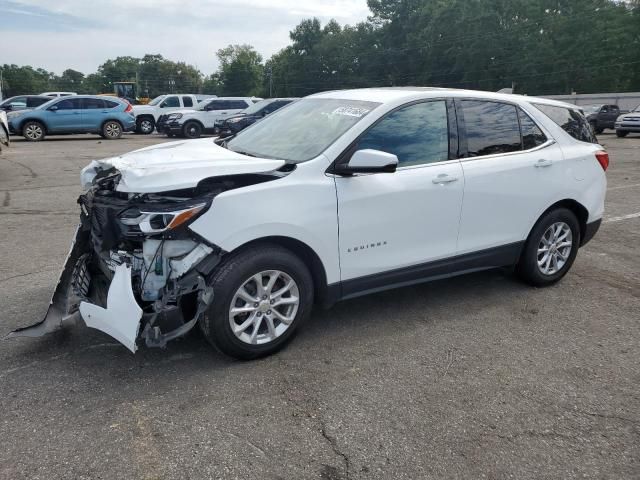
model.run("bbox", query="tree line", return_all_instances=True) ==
[2,0,638,100]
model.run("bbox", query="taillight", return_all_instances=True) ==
[595,150,609,171]
[124,103,133,113]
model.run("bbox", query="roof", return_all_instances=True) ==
[310,87,580,110]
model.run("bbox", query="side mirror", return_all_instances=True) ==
[48,105,58,111]
[337,149,398,175]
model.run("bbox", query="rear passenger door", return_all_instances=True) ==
[455,99,563,256]
[82,98,107,131]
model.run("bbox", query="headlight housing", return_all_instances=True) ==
[226,117,243,124]
[168,113,183,120]
[120,203,207,234]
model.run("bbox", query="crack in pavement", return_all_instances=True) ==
[320,423,351,480]
[2,191,9,207]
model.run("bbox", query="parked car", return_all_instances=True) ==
[8,95,136,141]
[0,95,52,112]
[132,94,215,134]
[8,88,608,360]
[0,111,9,153]
[214,98,298,137]
[40,92,77,97]
[582,104,627,134]
[157,97,255,138]
[614,104,640,137]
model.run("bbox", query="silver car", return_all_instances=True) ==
[615,104,640,137]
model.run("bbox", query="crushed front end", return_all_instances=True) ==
[6,170,228,352]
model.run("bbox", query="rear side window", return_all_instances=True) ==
[356,100,449,167]
[104,100,119,108]
[460,100,521,157]
[533,104,597,144]
[84,98,105,109]
[518,109,547,150]
[27,97,49,108]
[205,100,226,111]
[227,100,250,109]
[182,96,193,107]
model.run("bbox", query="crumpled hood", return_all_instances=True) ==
[81,138,285,193]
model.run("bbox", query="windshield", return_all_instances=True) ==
[227,98,380,163]
[148,96,165,106]
[581,105,602,114]
[241,99,273,115]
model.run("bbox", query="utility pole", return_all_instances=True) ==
[0,69,3,101]
[267,66,273,98]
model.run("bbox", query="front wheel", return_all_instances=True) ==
[517,208,580,287]
[200,245,314,360]
[23,121,46,141]
[101,120,123,139]
[616,130,628,138]
[136,117,154,134]
[183,121,202,139]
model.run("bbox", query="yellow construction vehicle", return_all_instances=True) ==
[100,82,150,105]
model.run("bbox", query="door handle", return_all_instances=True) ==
[535,159,553,168]
[432,174,459,185]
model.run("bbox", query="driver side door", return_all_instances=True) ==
[334,100,465,296]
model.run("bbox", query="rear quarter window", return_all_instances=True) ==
[533,103,597,144]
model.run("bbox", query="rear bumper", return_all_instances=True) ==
[581,219,601,246]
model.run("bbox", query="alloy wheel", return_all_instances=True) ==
[228,270,300,345]
[140,119,153,133]
[537,222,573,275]
[105,122,121,138]
[25,124,43,140]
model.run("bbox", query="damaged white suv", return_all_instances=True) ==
[8,88,607,359]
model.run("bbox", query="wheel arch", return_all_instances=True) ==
[532,199,589,245]
[225,236,332,307]
[136,113,155,122]
[18,117,48,133]
[101,118,123,129]
[183,119,205,130]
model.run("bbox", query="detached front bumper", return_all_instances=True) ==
[6,227,218,352]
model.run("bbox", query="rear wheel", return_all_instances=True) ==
[101,120,122,139]
[517,208,580,287]
[136,117,155,134]
[22,121,46,141]
[616,130,628,138]
[200,245,314,360]
[183,121,202,139]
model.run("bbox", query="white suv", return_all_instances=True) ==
[9,88,607,359]
[132,94,214,134]
[157,97,255,138]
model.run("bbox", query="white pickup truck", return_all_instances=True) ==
[156,97,258,138]
[132,94,215,134]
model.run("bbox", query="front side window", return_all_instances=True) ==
[161,96,179,108]
[227,98,379,163]
[534,104,597,144]
[518,109,547,150]
[461,100,521,157]
[182,96,193,107]
[55,98,82,110]
[355,101,449,167]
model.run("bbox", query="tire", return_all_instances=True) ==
[200,244,314,360]
[136,117,155,134]
[616,130,628,138]
[595,127,604,135]
[183,121,202,139]
[22,121,46,142]
[101,120,123,139]
[0,125,9,148]
[517,208,581,287]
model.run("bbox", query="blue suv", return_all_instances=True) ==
[8,95,136,141]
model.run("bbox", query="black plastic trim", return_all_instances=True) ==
[339,242,525,300]
[581,219,602,246]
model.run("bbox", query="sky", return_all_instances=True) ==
[0,0,370,75]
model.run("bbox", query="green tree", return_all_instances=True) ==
[216,44,264,96]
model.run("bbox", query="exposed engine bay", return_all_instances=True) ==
[6,165,288,352]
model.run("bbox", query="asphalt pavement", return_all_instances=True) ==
[0,132,639,479]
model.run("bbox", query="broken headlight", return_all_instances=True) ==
[119,203,207,234]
